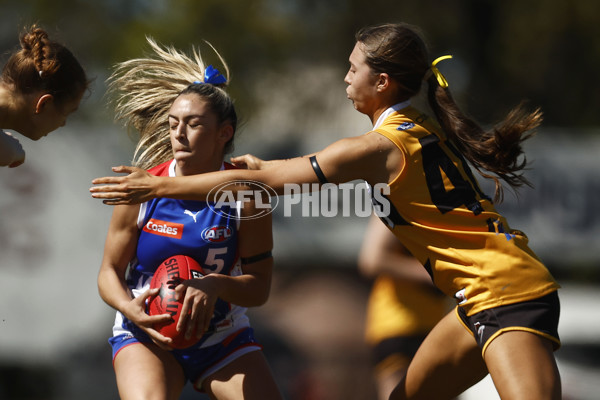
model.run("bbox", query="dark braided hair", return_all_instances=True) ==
[2,25,88,107]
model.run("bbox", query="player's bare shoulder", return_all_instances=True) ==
[362,131,405,184]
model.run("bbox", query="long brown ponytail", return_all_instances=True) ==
[426,74,542,202]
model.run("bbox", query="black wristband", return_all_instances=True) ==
[241,250,273,265]
[309,155,329,184]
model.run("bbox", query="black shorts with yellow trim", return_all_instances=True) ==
[456,291,561,356]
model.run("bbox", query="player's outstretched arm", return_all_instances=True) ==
[90,157,317,205]
[90,133,400,205]
[97,204,174,348]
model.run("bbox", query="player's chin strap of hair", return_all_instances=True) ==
[424,55,453,88]
[241,250,272,265]
[309,155,329,184]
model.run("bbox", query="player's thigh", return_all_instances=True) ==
[114,342,186,400]
[375,366,408,400]
[203,350,282,400]
[391,310,488,400]
[484,331,561,400]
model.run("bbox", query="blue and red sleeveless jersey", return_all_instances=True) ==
[133,160,240,277]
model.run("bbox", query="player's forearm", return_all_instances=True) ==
[91,157,319,204]
[153,169,254,200]
[97,266,133,312]
[259,156,313,170]
[156,163,313,200]
[202,272,271,307]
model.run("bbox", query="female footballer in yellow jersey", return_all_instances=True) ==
[359,214,451,400]
[92,23,562,399]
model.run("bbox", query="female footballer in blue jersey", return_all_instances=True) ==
[92,23,561,399]
[96,39,282,400]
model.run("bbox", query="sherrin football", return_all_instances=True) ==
[147,255,205,349]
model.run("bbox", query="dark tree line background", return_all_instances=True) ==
[1,0,598,129]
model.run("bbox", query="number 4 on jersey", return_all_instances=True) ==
[419,134,488,215]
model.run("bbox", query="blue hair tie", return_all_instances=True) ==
[193,65,226,85]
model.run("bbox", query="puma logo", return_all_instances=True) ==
[475,322,486,344]
[184,209,200,223]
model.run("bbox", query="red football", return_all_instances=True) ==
[147,255,205,349]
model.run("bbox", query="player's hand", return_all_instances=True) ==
[9,158,25,168]
[1,132,25,167]
[172,277,218,340]
[90,166,157,205]
[230,154,267,170]
[122,287,174,349]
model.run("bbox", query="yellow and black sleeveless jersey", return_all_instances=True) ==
[370,106,559,316]
[364,275,449,345]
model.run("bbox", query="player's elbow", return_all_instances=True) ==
[252,284,271,306]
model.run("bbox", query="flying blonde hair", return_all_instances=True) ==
[107,37,230,169]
